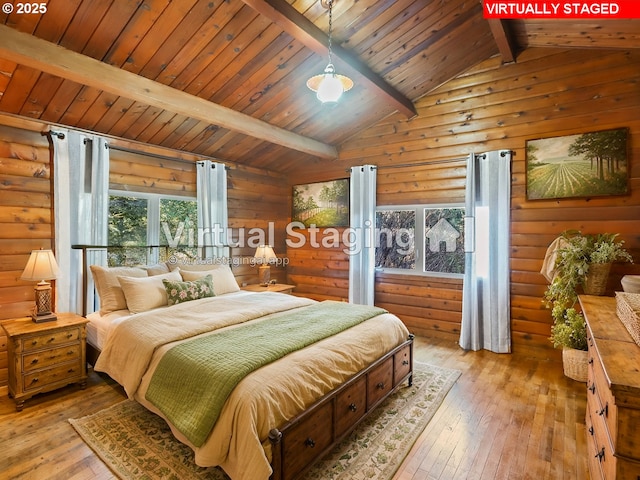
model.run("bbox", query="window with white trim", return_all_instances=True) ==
[375,204,465,276]
[108,192,197,266]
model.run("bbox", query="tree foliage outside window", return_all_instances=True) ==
[376,205,464,276]
[108,194,197,266]
[376,210,415,269]
[108,196,148,265]
[424,208,465,274]
[160,198,198,260]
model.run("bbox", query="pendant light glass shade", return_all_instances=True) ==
[306,0,353,104]
[306,63,353,103]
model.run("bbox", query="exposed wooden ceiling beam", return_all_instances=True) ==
[240,0,418,119]
[0,24,337,160]
[487,19,517,63]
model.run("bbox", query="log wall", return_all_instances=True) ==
[287,48,640,352]
[0,118,289,388]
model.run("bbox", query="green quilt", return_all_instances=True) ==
[145,300,387,447]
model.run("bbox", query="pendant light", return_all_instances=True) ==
[306,0,353,104]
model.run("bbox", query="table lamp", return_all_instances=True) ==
[21,249,59,322]
[254,245,277,286]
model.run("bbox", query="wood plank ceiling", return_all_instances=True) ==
[0,1,637,173]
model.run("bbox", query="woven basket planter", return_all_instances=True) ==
[583,262,612,296]
[562,348,588,382]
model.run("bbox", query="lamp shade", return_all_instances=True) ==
[306,64,354,104]
[254,245,277,263]
[21,249,59,282]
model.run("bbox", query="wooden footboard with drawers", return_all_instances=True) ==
[269,335,414,480]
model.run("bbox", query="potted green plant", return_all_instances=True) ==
[544,230,633,381]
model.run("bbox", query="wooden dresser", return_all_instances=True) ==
[579,295,640,480]
[2,313,88,411]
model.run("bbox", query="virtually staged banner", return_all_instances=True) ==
[483,1,640,18]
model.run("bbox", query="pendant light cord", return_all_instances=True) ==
[327,0,334,65]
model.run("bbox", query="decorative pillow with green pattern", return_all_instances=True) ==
[163,274,215,306]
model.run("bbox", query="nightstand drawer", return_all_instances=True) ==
[3,313,89,411]
[23,344,81,372]
[23,359,84,392]
[21,327,81,352]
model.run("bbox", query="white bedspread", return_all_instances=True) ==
[94,292,410,480]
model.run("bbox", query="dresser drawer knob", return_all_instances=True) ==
[588,384,596,394]
[30,358,39,365]
[589,426,594,436]
[588,358,594,365]
[31,340,38,346]
[48,337,55,343]
[595,448,605,462]
[402,360,409,366]
[304,438,315,448]
[30,377,39,385]
[67,333,73,338]
[377,382,385,390]
[68,368,75,373]
[349,403,358,412]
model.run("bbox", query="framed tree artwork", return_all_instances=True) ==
[526,127,629,200]
[292,179,349,227]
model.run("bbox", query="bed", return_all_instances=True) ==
[84,260,413,480]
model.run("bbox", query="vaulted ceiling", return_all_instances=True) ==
[0,0,637,172]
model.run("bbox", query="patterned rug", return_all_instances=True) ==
[69,362,460,480]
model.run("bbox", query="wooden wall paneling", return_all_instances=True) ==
[287,48,640,352]
[0,119,291,389]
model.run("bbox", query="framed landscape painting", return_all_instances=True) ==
[526,127,629,200]
[292,179,349,227]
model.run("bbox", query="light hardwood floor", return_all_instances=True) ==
[0,336,588,480]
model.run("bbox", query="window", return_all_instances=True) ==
[108,192,197,266]
[375,205,465,276]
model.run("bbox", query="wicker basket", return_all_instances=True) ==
[616,292,640,347]
[562,347,588,382]
[583,262,611,295]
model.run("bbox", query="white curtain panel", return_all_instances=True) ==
[460,150,512,353]
[196,160,229,259]
[52,129,109,315]
[348,165,377,305]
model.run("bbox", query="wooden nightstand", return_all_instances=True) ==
[242,283,296,294]
[2,313,89,411]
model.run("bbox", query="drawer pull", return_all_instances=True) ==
[595,448,605,462]
[67,350,75,355]
[304,438,316,448]
[348,403,358,412]
[588,383,596,394]
[32,340,38,346]
[30,377,39,385]
[588,426,594,436]
[67,333,73,339]
[376,382,385,390]
[598,404,608,417]
[48,337,55,343]
[68,368,75,373]
[588,357,594,365]
[30,358,39,365]
[402,360,409,366]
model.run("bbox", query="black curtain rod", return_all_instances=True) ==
[109,144,230,168]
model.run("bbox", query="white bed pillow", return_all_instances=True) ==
[90,265,148,315]
[118,270,182,314]
[180,265,240,295]
[143,262,170,276]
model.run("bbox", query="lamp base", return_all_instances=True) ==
[32,312,57,323]
[258,265,271,286]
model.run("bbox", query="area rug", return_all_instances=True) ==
[69,362,460,480]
